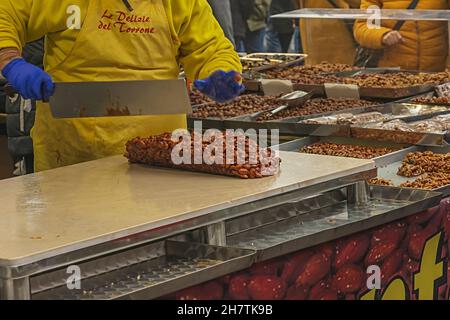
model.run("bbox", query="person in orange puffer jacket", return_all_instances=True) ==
[354,0,449,71]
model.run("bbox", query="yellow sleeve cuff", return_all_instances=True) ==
[0,40,21,51]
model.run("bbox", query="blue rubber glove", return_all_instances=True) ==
[2,58,55,101]
[194,70,245,103]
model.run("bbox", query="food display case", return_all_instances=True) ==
[1,152,448,300]
[1,8,450,302]
[175,8,450,301]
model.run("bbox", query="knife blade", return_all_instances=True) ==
[49,79,192,118]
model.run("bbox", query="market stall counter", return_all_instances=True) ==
[0,151,445,300]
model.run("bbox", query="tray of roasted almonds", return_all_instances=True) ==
[254,69,450,99]
[251,98,380,123]
[370,149,450,196]
[276,136,416,167]
[243,62,359,93]
[189,94,286,120]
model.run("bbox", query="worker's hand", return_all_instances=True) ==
[1,58,55,101]
[382,31,403,47]
[194,70,245,103]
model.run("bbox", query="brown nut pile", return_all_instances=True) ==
[397,151,450,177]
[190,89,214,105]
[262,62,356,83]
[299,142,396,159]
[125,132,281,179]
[344,72,450,88]
[412,96,450,105]
[190,95,283,119]
[367,178,394,186]
[400,172,450,190]
[265,72,343,85]
[256,98,377,122]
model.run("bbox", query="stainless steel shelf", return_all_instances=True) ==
[32,241,255,300]
[226,186,441,262]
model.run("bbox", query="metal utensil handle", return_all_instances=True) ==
[3,83,16,97]
[3,83,49,102]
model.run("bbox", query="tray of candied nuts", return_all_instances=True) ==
[370,149,450,196]
[276,136,415,167]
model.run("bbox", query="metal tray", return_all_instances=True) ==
[244,81,435,99]
[242,53,307,73]
[192,117,352,138]
[31,240,255,300]
[276,136,417,167]
[231,99,388,123]
[351,126,448,146]
[294,83,435,99]
[189,94,287,121]
[188,115,449,147]
[375,146,450,197]
[292,102,450,125]
[404,92,450,107]
[226,186,442,262]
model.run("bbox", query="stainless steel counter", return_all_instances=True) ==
[0,152,375,267]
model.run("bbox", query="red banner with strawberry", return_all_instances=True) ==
[174,197,450,300]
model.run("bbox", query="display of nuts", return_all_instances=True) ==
[344,72,450,88]
[397,151,450,177]
[257,98,377,122]
[190,94,283,119]
[400,172,450,190]
[263,62,358,83]
[190,89,214,105]
[125,132,281,179]
[299,142,397,160]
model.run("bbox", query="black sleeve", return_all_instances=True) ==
[22,38,44,69]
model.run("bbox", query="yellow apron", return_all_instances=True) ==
[31,0,187,171]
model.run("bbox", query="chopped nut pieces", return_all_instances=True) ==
[125,132,281,179]
[299,142,396,160]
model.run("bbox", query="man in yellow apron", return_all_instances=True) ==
[0,0,243,172]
